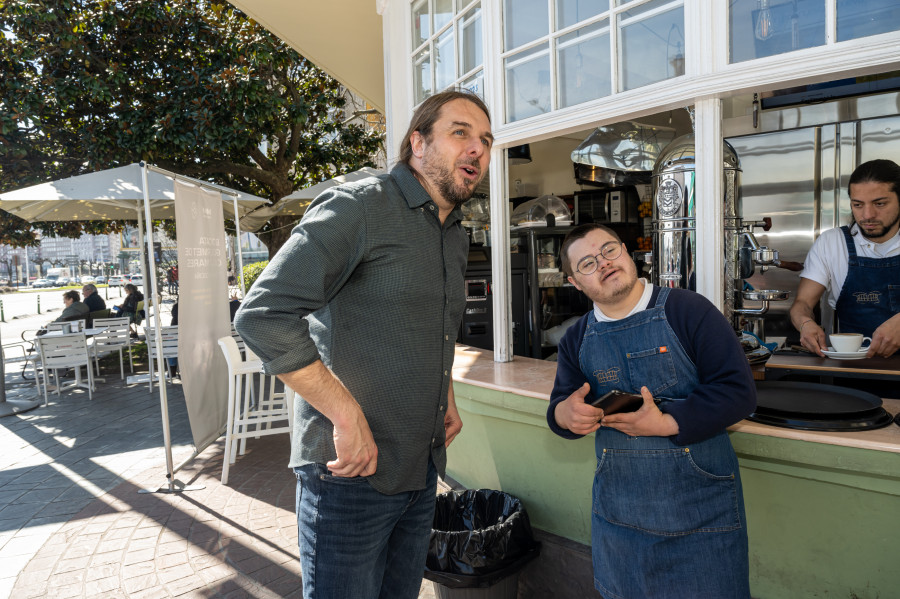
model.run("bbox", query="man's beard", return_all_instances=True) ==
[858,211,900,240]
[420,154,482,208]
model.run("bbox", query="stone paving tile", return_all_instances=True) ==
[2,323,445,599]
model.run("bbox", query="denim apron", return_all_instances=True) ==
[579,287,750,599]
[835,226,900,335]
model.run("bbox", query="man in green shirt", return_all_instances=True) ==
[235,89,493,599]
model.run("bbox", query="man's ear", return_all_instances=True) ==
[568,275,582,291]
[410,131,426,159]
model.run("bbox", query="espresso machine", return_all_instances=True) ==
[650,133,790,340]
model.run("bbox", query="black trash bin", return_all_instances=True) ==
[425,489,540,599]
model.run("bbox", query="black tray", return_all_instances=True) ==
[753,381,882,416]
[747,409,894,432]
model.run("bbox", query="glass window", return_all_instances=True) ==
[619,0,685,91]
[506,43,551,121]
[837,0,900,41]
[411,1,485,106]
[558,20,612,108]
[504,0,549,50]
[461,71,484,98]
[412,0,430,49]
[460,3,483,76]
[435,0,454,32]
[414,47,432,105]
[729,0,826,63]
[556,0,609,30]
[435,28,456,91]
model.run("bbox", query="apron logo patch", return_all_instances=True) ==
[593,367,620,385]
[853,291,881,304]
[659,346,668,353]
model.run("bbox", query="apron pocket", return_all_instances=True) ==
[594,447,740,536]
[889,285,900,312]
[625,346,676,397]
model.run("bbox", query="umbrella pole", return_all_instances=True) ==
[137,163,203,494]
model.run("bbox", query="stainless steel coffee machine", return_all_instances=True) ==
[650,133,789,337]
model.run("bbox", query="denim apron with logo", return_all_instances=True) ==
[579,287,750,599]
[835,226,900,335]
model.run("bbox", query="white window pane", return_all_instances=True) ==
[619,1,684,91]
[412,0,431,49]
[558,21,611,108]
[504,0,549,50]
[837,0,900,41]
[435,28,456,91]
[435,0,454,31]
[414,47,432,104]
[461,71,485,100]
[729,0,825,63]
[556,0,609,30]
[506,43,551,122]
[460,3,483,75]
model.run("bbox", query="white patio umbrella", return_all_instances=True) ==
[0,163,266,221]
[0,164,265,490]
[239,166,382,232]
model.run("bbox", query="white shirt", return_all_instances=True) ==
[595,278,654,322]
[800,223,900,309]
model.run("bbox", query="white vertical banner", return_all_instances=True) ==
[174,180,231,450]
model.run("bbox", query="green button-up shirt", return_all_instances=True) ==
[234,164,467,494]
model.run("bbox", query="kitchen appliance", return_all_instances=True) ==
[511,194,572,227]
[749,381,893,431]
[571,121,677,187]
[459,247,529,357]
[650,133,790,336]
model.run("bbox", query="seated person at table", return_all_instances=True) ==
[82,283,106,312]
[52,290,90,324]
[111,284,144,323]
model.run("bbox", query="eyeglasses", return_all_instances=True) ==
[574,242,623,275]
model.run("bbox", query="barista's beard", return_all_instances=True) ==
[856,211,900,241]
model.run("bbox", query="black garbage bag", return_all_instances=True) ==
[425,489,540,589]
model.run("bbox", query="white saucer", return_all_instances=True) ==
[821,347,870,360]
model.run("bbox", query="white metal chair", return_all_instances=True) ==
[89,318,133,379]
[37,332,94,405]
[145,325,179,392]
[217,335,293,485]
[2,340,42,396]
[46,319,86,334]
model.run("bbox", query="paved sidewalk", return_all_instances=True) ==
[0,334,441,598]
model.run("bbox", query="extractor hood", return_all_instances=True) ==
[571,121,676,186]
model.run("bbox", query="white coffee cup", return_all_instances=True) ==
[829,333,872,353]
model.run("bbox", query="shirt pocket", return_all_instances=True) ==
[626,346,676,396]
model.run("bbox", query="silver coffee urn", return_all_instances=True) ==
[651,134,744,325]
[650,133,789,337]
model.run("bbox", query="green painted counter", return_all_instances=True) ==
[449,345,900,599]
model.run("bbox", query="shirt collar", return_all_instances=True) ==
[390,163,465,226]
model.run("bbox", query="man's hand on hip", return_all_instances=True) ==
[327,405,378,477]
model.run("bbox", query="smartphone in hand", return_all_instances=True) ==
[589,389,643,415]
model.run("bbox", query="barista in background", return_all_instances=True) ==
[790,159,900,358]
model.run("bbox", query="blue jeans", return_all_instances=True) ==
[294,460,437,599]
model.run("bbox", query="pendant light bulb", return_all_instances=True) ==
[755,0,774,41]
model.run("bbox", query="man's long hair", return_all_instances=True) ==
[397,90,490,167]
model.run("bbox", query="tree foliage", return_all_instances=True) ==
[0,0,383,255]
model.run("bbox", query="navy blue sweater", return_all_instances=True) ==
[547,286,756,445]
